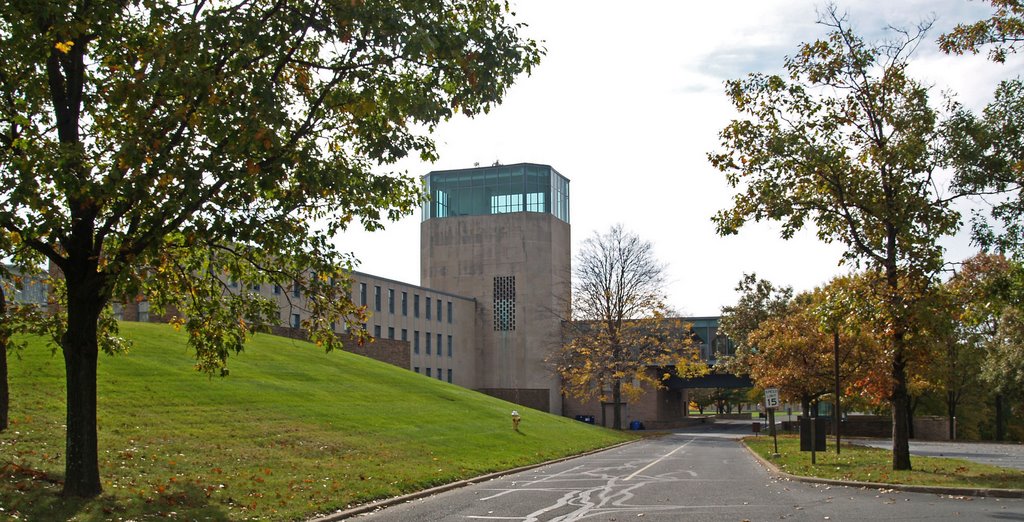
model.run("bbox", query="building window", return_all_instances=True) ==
[359,283,367,306]
[388,289,395,314]
[374,325,381,338]
[387,327,395,339]
[374,285,381,311]
[273,284,282,295]
[292,281,301,297]
[491,193,523,214]
[426,297,431,320]
[436,299,442,322]
[447,369,452,383]
[251,283,260,292]
[414,366,420,374]
[493,275,516,331]
[401,328,408,341]
[291,313,301,329]
[426,368,432,377]
[436,368,442,380]
[426,332,431,355]
[437,334,442,356]
[447,301,452,324]
[402,292,408,316]
[414,331,420,354]
[414,294,420,318]
[330,321,336,332]
[447,335,453,357]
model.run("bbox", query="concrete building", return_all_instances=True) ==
[421,163,571,414]
[1,265,49,311]
[112,162,736,425]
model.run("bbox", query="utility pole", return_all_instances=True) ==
[833,329,841,455]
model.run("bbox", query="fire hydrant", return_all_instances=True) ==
[511,410,521,432]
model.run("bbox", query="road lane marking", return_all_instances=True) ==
[623,439,693,482]
[479,466,585,501]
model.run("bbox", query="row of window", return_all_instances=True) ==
[366,326,454,358]
[414,367,453,383]
[359,283,454,323]
[231,280,303,298]
[410,331,453,357]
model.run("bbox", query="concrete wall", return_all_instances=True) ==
[267,325,412,369]
[422,212,570,414]
[561,370,692,428]
[833,415,952,441]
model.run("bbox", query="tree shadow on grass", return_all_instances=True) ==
[1,463,232,521]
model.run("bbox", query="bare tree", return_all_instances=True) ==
[557,225,704,429]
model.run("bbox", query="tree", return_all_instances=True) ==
[555,225,705,430]
[0,1,540,497]
[942,79,1024,255]
[747,283,876,417]
[948,252,1024,439]
[717,273,792,375]
[709,7,960,470]
[939,0,1024,63]
[940,2,1024,255]
[0,241,51,433]
[688,387,715,415]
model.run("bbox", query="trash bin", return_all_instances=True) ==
[629,420,643,430]
[799,417,827,451]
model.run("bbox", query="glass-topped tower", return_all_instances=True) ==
[421,163,571,414]
[423,163,569,223]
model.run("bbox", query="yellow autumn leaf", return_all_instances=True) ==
[55,40,74,54]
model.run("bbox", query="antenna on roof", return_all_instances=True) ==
[491,160,502,166]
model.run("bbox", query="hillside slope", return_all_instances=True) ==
[1,322,631,521]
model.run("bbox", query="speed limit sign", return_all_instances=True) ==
[764,388,780,409]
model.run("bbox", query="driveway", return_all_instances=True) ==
[346,421,1023,521]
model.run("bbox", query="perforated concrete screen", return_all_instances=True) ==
[493,275,516,331]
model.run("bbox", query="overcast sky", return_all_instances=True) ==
[338,0,1024,317]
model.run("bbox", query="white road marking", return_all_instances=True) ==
[623,439,693,481]
[478,466,585,501]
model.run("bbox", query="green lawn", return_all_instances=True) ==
[1,323,632,521]
[745,435,1024,490]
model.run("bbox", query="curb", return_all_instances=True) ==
[741,440,1024,499]
[307,439,639,521]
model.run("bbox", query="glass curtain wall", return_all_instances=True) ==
[423,164,569,223]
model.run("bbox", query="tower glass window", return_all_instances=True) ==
[422,164,570,224]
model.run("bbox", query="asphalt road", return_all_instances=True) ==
[846,437,1024,471]
[351,421,1024,521]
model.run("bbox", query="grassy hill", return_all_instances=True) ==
[1,322,631,521]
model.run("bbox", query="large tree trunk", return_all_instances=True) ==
[891,349,912,470]
[1,286,8,432]
[884,252,912,470]
[612,378,622,430]
[947,390,957,441]
[60,268,106,498]
[995,394,1005,441]
[907,396,919,440]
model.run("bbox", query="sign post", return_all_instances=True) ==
[764,388,780,456]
